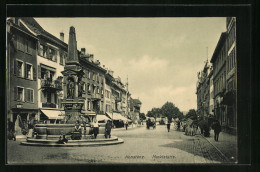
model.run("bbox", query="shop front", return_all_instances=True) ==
[11,107,39,136]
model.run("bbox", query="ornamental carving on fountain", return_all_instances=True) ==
[61,26,86,124]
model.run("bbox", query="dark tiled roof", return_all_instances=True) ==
[20,17,67,48]
[133,99,142,105]
[210,32,227,63]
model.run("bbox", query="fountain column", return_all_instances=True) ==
[61,26,85,124]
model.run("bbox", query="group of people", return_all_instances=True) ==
[58,118,113,144]
[165,119,222,142]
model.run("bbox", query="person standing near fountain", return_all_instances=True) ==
[92,118,99,139]
[105,120,112,138]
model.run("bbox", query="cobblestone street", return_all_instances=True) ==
[7,124,235,164]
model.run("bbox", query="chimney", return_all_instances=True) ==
[60,32,64,42]
[89,54,94,62]
[81,48,85,55]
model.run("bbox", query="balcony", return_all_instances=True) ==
[91,93,101,100]
[42,102,57,108]
[41,79,62,92]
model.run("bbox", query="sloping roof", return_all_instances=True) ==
[133,99,142,105]
[20,17,68,48]
[210,32,227,63]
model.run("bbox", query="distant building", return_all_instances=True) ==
[79,50,106,116]
[104,70,114,114]
[209,66,214,116]
[129,98,142,122]
[196,60,210,120]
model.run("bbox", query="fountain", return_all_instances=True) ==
[21,26,123,146]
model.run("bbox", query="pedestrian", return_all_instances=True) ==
[26,120,34,138]
[58,134,68,144]
[92,118,99,139]
[177,121,180,131]
[71,120,82,140]
[83,121,87,136]
[125,120,128,130]
[166,120,171,132]
[212,120,221,141]
[105,120,112,138]
[74,120,82,132]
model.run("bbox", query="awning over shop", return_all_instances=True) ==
[96,115,110,122]
[40,109,65,120]
[105,112,130,122]
[82,111,97,116]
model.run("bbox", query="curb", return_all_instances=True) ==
[200,134,230,162]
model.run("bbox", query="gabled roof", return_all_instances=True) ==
[8,19,38,40]
[20,17,68,48]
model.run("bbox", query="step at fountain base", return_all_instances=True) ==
[21,136,124,147]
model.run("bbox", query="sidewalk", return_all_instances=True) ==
[203,130,238,163]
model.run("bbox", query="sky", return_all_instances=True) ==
[35,17,226,114]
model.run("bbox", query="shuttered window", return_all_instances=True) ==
[24,88,33,103]
[17,87,24,101]
[25,63,33,80]
[17,35,24,51]
[17,60,24,78]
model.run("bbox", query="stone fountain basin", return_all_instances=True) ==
[34,123,106,137]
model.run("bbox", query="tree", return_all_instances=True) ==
[160,102,183,122]
[146,108,161,119]
[139,113,146,120]
[185,109,197,120]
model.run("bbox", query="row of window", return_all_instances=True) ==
[227,47,236,73]
[227,79,236,91]
[227,23,236,51]
[214,72,226,96]
[84,84,104,95]
[17,35,34,55]
[85,100,104,111]
[14,86,34,103]
[105,90,111,98]
[38,44,58,62]
[17,34,67,66]
[38,43,67,66]
[214,46,226,76]
[85,70,104,84]
[15,59,35,80]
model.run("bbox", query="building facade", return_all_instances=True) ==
[18,18,68,124]
[222,17,237,133]
[129,98,142,123]
[7,17,140,132]
[209,66,214,116]
[196,60,210,120]
[79,50,106,116]
[6,18,39,134]
[210,32,228,128]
